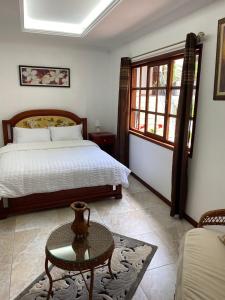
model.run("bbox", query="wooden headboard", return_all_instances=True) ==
[2,109,87,145]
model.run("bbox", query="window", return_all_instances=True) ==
[130,48,201,154]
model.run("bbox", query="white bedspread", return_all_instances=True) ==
[0,140,130,198]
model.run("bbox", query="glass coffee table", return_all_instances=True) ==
[45,221,115,300]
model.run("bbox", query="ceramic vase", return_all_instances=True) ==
[70,201,90,239]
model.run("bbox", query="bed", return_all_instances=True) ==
[0,109,130,219]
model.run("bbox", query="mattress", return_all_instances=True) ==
[0,140,130,198]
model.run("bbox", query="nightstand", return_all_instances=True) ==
[89,132,116,156]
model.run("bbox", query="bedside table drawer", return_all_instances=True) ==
[88,132,116,156]
[94,135,114,145]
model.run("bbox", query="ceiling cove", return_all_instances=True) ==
[19,0,122,37]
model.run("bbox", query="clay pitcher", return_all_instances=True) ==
[70,201,90,239]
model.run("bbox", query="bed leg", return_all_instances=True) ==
[0,210,8,219]
[114,185,122,199]
[0,199,9,219]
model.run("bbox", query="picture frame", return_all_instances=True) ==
[19,65,70,88]
[214,18,225,100]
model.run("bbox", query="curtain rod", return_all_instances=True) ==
[131,32,205,60]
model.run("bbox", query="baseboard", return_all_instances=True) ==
[183,213,198,227]
[131,172,198,227]
[131,172,171,206]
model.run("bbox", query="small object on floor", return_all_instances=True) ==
[14,232,157,300]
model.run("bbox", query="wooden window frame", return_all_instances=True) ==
[129,46,202,157]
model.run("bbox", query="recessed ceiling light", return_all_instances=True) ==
[20,0,121,37]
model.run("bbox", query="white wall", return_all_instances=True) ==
[0,38,111,146]
[130,134,173,200]
[109,0,225,221]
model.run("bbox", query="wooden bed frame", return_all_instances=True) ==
[0,109,122,219]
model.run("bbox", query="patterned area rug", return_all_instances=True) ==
[15,233,157,300]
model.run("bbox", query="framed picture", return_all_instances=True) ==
[19,66,70,88]
[214,18,225,100]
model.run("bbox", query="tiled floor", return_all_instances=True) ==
[0,176,193,300]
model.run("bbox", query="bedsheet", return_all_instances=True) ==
[0,140,130,198]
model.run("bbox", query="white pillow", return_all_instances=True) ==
[13,127,51,143]
[49,125,83,141]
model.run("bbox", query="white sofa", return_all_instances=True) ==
[175,209,225,300]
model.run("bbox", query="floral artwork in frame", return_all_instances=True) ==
[214,18,225,100]
[19,66,70,87]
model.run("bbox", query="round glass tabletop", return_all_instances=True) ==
[46,221,114,264]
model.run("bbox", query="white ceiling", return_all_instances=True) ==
[0,0,220,49]
[26,0,100,24]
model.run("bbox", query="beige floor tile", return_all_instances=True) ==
[56,206,74,223]
[132,286,148,300]
[154,220,193,249]
[140,264,177,300]
[125,176,149,194]
[124,191,171,216]
[89,211,104,224]
[0,263,11,300]
[128,189,167,205]
[85,201,99,212]
[153,228,181,251]
[173,219,193,235]
[15,209,59,232]
[13,228,49,260]
[130,207,178,235]
[10,254,45,300]
[102,209,158,236]
[150,246,178,270]
[0,217,16,235]
[0,233,14,265]
[94,196,135,218]
[132,231,178,270]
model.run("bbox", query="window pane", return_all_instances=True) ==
[194,55,199,86]
[172,58,183,86]
[139,112,145,132]
[156,115,164,136]
[136,68,140,87]
[158,65,168,87]
[148,90,157,112]
[132,68,140,88]
[149,66,158,87]
[157,89,166,113]
[188,120,193,148]
[168,117,176,142]
[131,90,139,109]
[140,90,146,110]
[141,66,147,87]
[147,114,155,134]
[170,89,180,115]
[130,110,139,130]
[191,89,196,118]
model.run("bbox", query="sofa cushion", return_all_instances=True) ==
[176,228,225,300]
